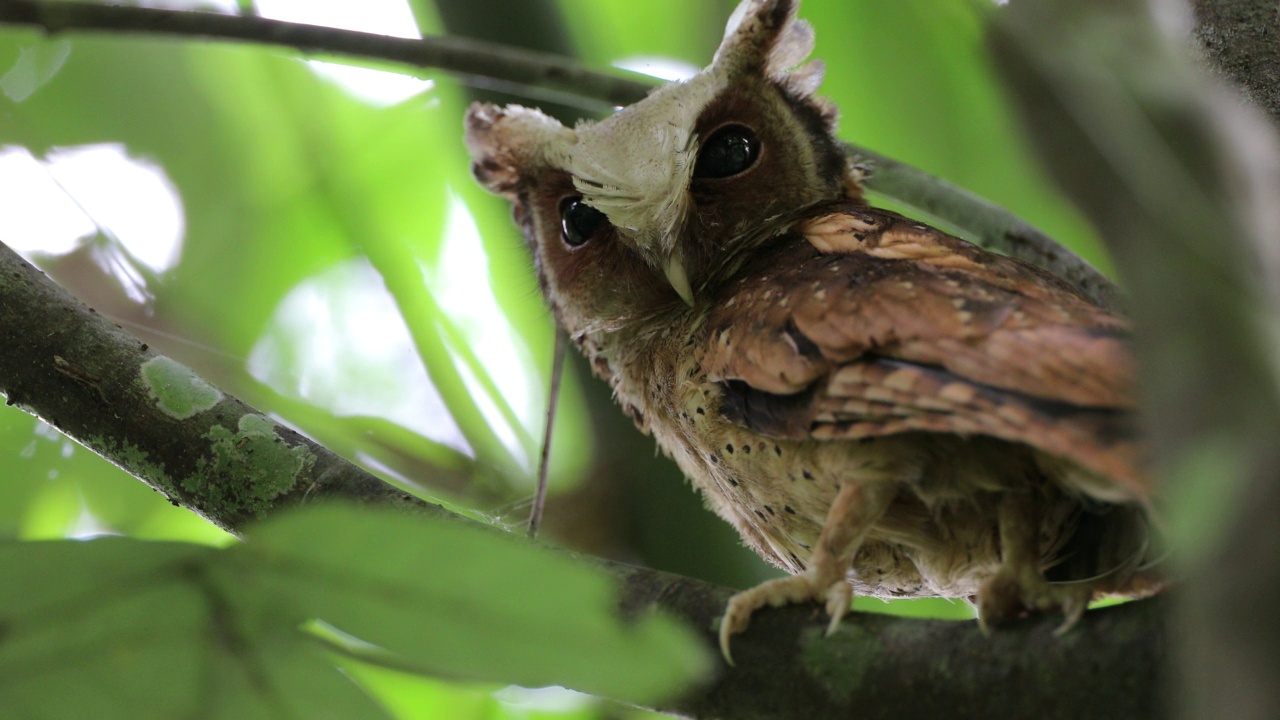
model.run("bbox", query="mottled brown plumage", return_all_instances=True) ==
[464,0,1161,662]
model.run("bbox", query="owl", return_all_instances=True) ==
[464,0,1161,662]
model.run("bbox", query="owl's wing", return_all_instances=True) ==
[699,204,1147,500]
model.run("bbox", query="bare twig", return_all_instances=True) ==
[850,144,1122,310]
[0,0,648,112]
[528,329,567,539]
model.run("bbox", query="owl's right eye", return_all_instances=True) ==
[559,197,607,248]
[694,124,759,179]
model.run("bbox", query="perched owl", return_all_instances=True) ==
[464,0,1161,661]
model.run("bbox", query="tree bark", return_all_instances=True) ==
[0,243,442,534]
[1192,0,1280,128]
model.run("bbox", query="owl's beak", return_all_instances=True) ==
[664,256,695,306]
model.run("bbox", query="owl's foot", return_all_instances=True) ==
[975,565,1091,634]
[717,479,896,665]
[718,569,851,666]
[976,490,1092,633]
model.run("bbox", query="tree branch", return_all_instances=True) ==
[621,566,1168,720]
[0,0,642,112]
[0,0,1121,310]
[0,238,1164,718]
[1191,0,1280,129]
[848,145,1123,310]
[0,242,441,534]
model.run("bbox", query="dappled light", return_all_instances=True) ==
[246,257,472,457]
[256,0,434,106]
[0,144,185,276]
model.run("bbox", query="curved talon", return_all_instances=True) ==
[717,572,853,665]
[976,567,1094,633]
[824,581,852,636]
[1053,587,1091,636]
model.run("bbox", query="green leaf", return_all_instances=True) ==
[0,538,386,719]
[231,505,711,704]
[0,506,708,718]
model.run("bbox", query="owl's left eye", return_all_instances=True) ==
[560,197,607,248]
[694,124,759,179]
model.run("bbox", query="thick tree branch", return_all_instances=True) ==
[0,0,1121,310]
[0,242,441,534]
[0,238,1164,718]
[621,566,1168,720]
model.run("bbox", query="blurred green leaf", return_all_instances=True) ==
[233,505,711,704]
[0,538,386,719]
[0,505,709,718]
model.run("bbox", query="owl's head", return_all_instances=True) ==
[465,0,857,333]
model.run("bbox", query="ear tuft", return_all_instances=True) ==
[464,103,573,198]
[714,1,819,95]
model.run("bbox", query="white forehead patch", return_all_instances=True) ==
[562,71,722,262]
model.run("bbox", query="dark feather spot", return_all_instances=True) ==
[725,444,735,454]
[784,505,796,514]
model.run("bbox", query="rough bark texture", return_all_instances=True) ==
[1193,0,1280,128]
[0,243,444,534]
[615,565,1169,720]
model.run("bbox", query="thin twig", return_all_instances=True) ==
[527,329,567,539]
[0,0,1123,308]
[851,145,1124,310]
[0,0,650,112]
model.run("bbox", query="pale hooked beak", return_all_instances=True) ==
[664,256,695,306]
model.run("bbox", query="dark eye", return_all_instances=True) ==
[694,124,759,179]
[559,197,607,248]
